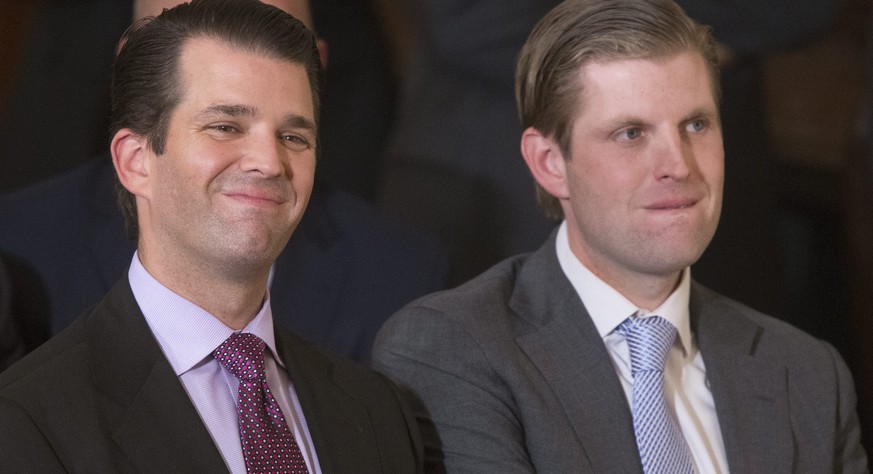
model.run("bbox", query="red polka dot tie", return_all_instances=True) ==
[213,332,310,473]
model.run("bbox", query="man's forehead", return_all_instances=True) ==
[176,37,314,118]
[578,52,717,100]
[133,0,313,29]
[567,52,718,129]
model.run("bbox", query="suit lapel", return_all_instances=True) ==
[692,284,793,472]
[512,237,642,473]
[88,278,229,473]
[274,329,381,474]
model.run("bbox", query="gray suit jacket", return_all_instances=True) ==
[0,277,423,473]
[373,233,867,473]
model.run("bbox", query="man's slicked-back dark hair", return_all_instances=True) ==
[110,0,322,241]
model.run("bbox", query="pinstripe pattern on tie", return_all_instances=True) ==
[618,316,695,474]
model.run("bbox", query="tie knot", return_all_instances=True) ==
[618,316,677,375]
[213,332,267,381]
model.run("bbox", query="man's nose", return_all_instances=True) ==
[240,134,284,178]
[653,130,692,180]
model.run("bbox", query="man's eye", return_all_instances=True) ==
[211,124,239,133]
[686,119,706,132]
[281,134,312,151]
[618,127,643,141]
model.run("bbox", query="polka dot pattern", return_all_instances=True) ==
[213,332,309,473]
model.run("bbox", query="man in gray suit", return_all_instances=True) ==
[372,0,868,472]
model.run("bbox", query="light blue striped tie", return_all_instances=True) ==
[619,316,695,474]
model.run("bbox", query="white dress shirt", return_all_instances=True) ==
[128,253,322,474]
[555,222,729,473]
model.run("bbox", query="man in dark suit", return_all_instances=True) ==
[0,1,422,471]
[0,0,446,364]
[373,0,867,472]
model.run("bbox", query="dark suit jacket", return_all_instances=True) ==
[0,156,447,362]
[373,232,868,473]
[0,277,423,472]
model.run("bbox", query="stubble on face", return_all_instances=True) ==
[153,149,299,279]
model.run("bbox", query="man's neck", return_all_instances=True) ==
[172,280,268,330]
[560,222,687,311]
[136,250,271,330]
[566,244,683,311]
[612,272,683,312]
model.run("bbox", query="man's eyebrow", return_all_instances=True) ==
[195,103,257,120]
[682,107,720,123]
[281,114,317,134]
[194,104,316,132]
[597,115,647,133]
[610,116,646,128]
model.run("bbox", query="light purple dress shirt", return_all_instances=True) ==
[128,253,322,474]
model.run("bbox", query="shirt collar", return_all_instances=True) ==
[555,221,693,355]
[128,252,283,376]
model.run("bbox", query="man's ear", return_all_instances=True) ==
[521,127,569,200]
[316,38,329,69]
[111,129,152,199]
